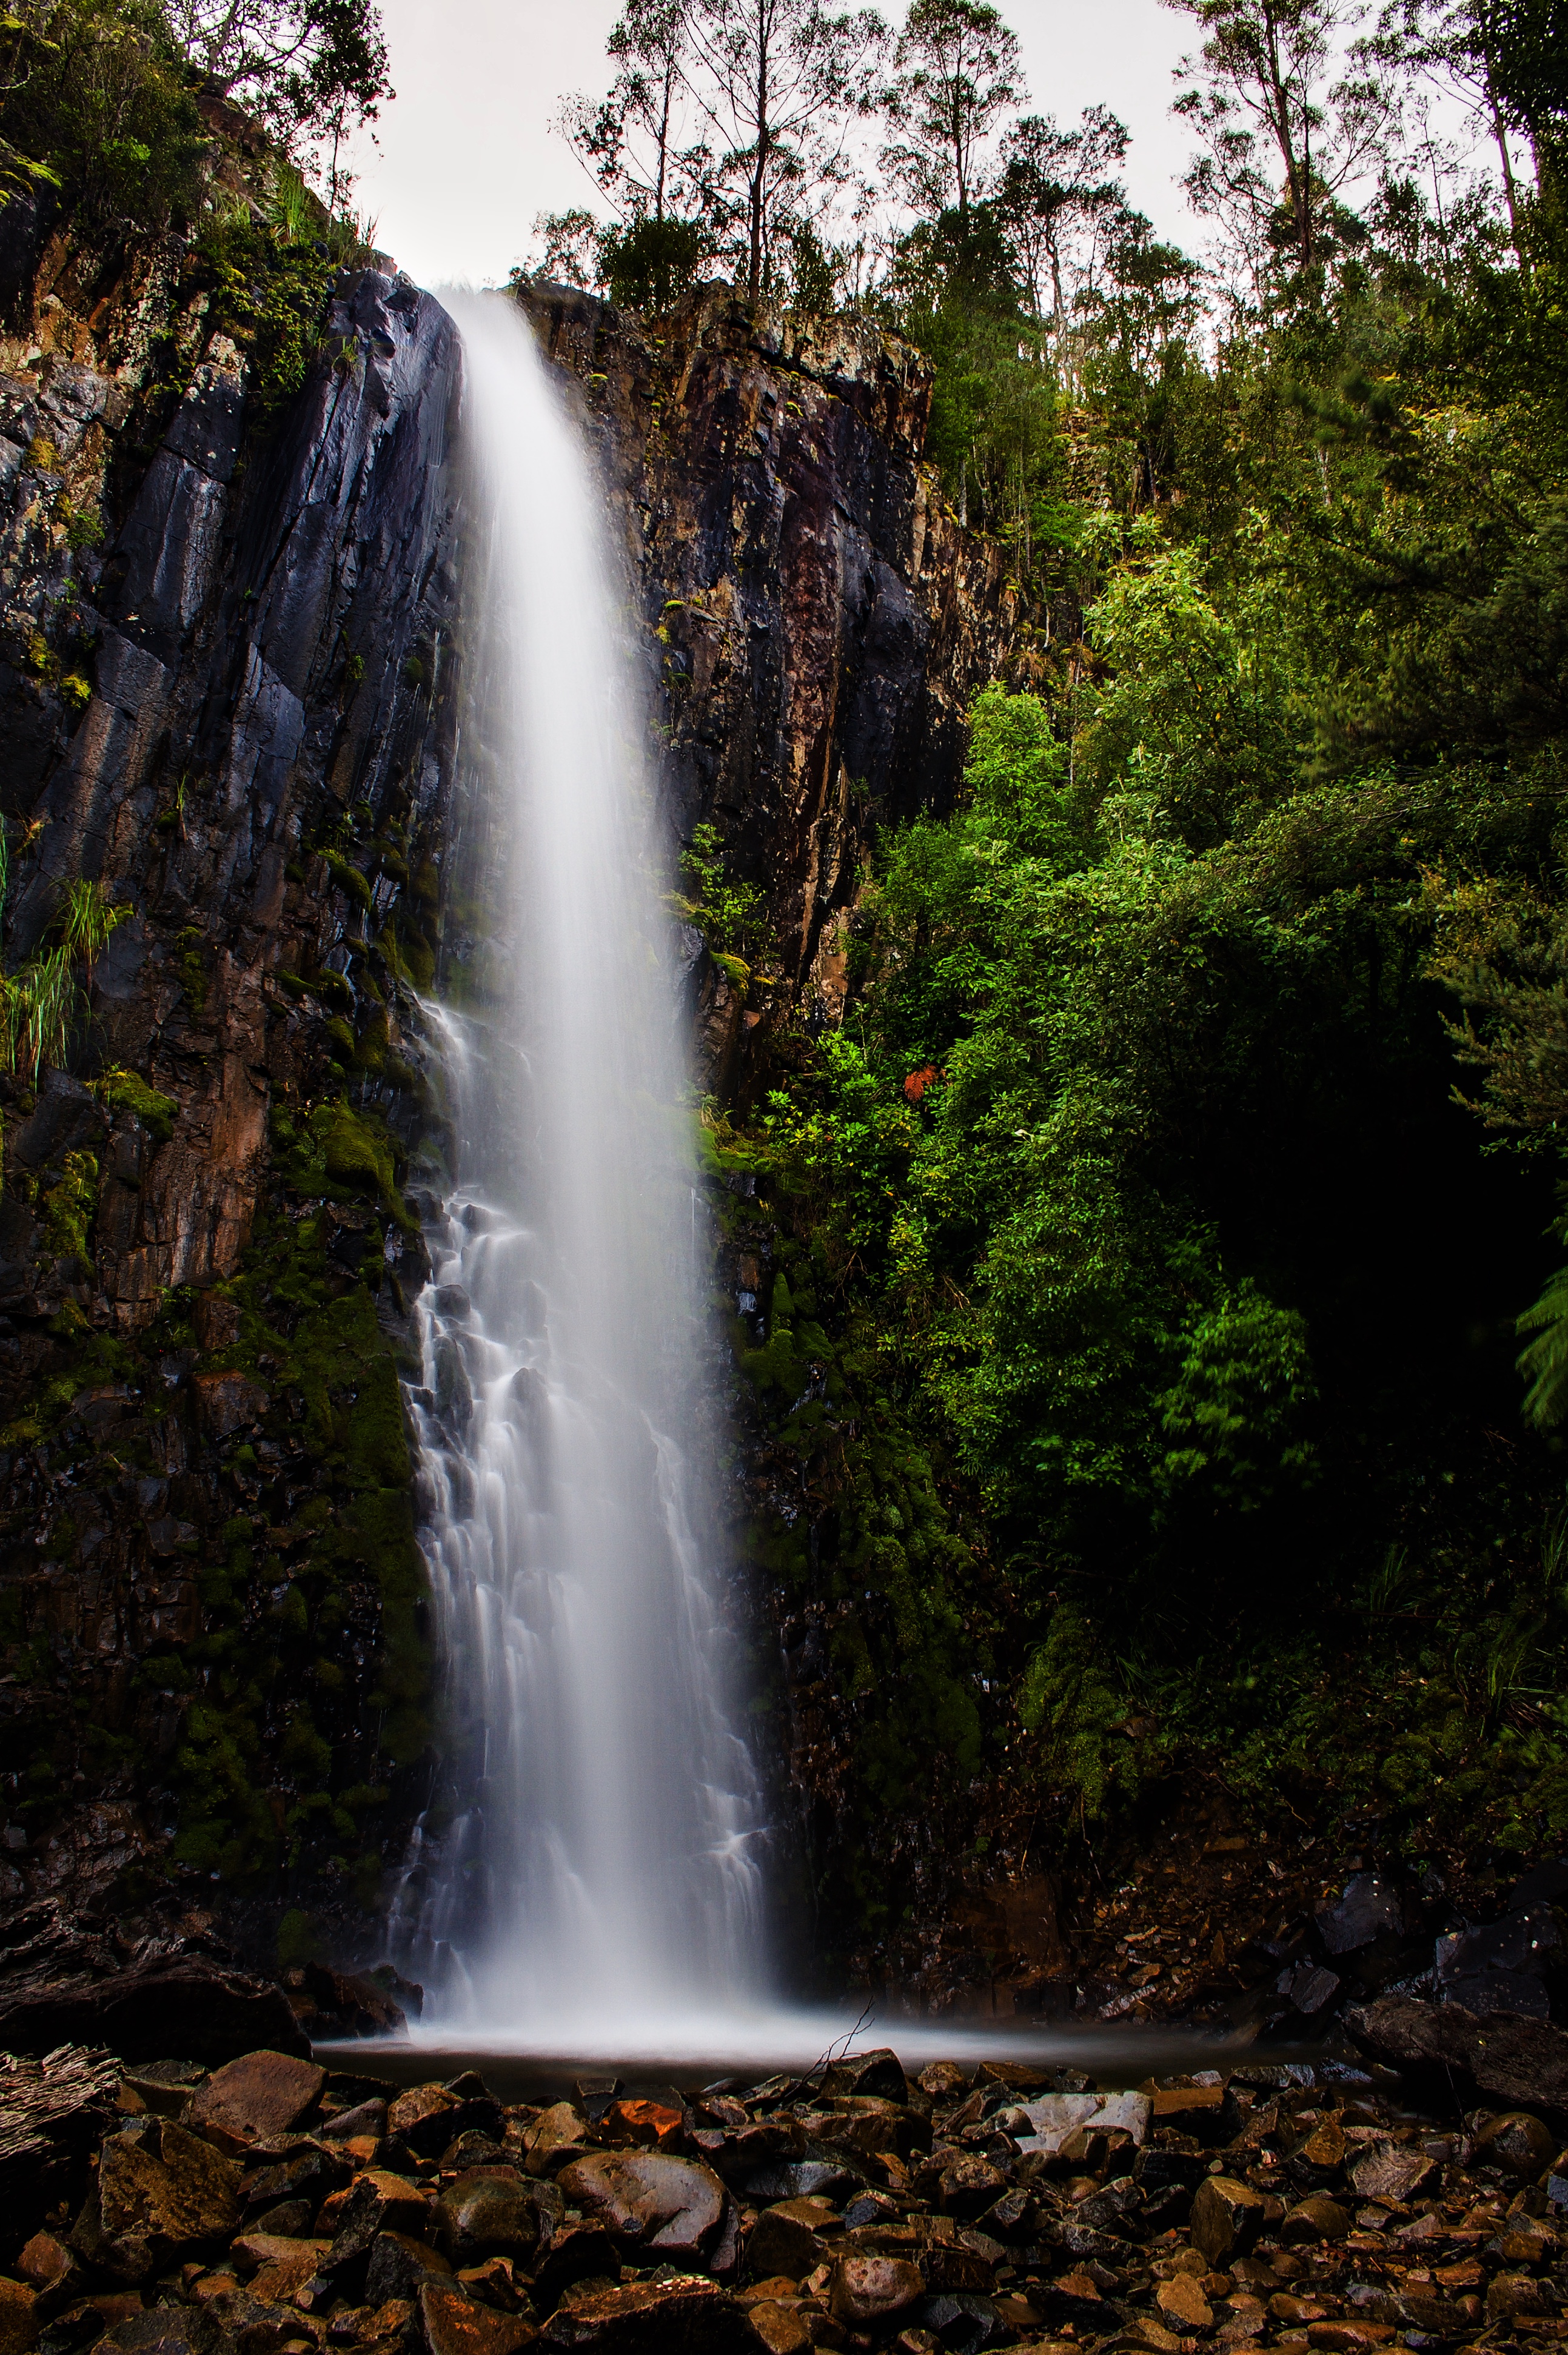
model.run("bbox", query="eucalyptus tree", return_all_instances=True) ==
[560,0,708,228]
[996,105,1131,323]
[1165,0,1396,298]
[678,0,889,300]
[879,0,1023,230]
[1364,0,1561,253]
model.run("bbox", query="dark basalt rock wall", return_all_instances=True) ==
[0,206,1033,2004]
[0,193,463,1961]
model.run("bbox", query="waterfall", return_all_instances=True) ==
[390,290,769,2048]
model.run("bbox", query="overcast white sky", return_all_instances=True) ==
[343,0,1201,293]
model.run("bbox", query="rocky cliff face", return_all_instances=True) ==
[0,127,462,1980]
[0,174,1035,2014]
[517,281,1031,1096]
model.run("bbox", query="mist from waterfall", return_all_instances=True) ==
[389,289,770,2047]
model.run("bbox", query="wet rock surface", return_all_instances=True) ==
[9,2040,1568,2355]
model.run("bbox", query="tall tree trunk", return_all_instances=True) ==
[748,9,768,299]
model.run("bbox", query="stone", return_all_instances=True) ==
[828,2254,923,2327]
[529,2223,622,2312]
[1436,1903,1561,2021]
[191,1371,270,1441]
[1127,2320,1185,2353]
[819,2049,908,2103]
[1017,2092,1150,2156]
[1158,2274,1214,2331]
[743,2303,809,2355]
[1347,2145,1433,2203]
[600,2100,682,2149]
[363,2233,453,2306]
[389,2087,460,2142]
[1295,2119,1345,2176]
[0,2280,36,2355]
[1486,2272,1553,2321]
[15,2236,70,2294]
[232,2238,332,2303]
[320,2099,388,2143]
[93,2311,236,2355]
[1305,2325,1395,2350]
[535,2274,751,2348]
[743,2203,828,2280]
[418,2283,537,2355]
[1472,2109,1556,2174]
[190,2054,326,2154]
[917,2065,969,2100]
[937,2156,1004,2218]
[555,2151,728,2259]
[523,2106,592,2179]
[437,2172,540,2265]
[76,2121,243,2281]
[321,2174,435,2294]
[1279,2197,1350,2245]
[1317,1874,1402,1956]
[1190,2178,1267,2268]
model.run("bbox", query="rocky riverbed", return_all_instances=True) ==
[5,2023,1568,2355]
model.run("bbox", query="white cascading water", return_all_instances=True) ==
[389,289,769,2049]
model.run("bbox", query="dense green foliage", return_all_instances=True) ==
[722,93,1568,1887]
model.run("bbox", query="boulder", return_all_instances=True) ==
[743,2199,831,2279]
[0,2280,36,2355]
[419,2282,538,2355]
[827,2253,922,2327]
[818,2048,908,2102]
[239,2237,332,2303]
[93,2312,236,2355]
[554,2149,727,2259]
[1471,2109,1556,2174]
[1190,2176,1267,2268]
[189,2052,325,2153]
[1157,2274,1214,2331]
[0,1947,309,2067]
[1317,1873,1404,1956]
[537,2276,751,2350]
[523,2104,593,2178]
[73,2120,242,2282]
[1347,1995,1568,2119]
[437,2171,541,2265]
[321,2171,435,2295]
[364,2231,453,2305]
[1347,2144,1434,2203]
[1280,2196,1350,2245]
[937,2154,1005,2219]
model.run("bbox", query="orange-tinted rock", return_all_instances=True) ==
[601,2099,683,2149]
[188,2052,324,2153]
[14,2239,69,2294]
[419,2283,537,2355]
[535,2274,749,2348]
[75,2123,243,2282]
[234,2236,332,2303]
[0,2280,37,2355]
